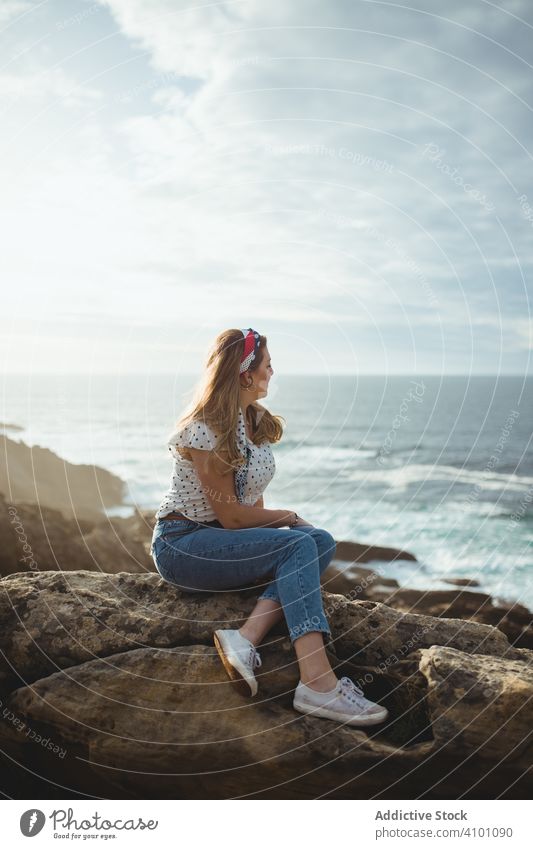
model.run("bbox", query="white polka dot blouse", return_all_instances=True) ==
[154,409,276,521]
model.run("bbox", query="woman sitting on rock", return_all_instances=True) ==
[151,327,388,727]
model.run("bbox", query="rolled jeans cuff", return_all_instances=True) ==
[288,614,331,644]
[257,585,282,603]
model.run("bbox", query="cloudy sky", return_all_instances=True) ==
[1,0,532,375]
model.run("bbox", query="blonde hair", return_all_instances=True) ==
[174,328,284,475]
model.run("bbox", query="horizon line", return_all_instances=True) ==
[0,372,531,379]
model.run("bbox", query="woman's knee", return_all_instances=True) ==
[274,531,319,575]
[290,529,336,562]
[310,528,336,562]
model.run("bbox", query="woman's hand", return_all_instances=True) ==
[291,515,314,527]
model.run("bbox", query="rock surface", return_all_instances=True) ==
[368,586,533,649]
[0,435,125,523]
[0,493,151,577]
[323,560,533,649]
[334,539,417,564]
[419,646,533,769]
[1,570,530,799]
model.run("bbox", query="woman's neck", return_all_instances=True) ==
[244,405,256,439]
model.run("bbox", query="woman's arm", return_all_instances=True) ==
[188,447,294,529]
[255,495,264,508]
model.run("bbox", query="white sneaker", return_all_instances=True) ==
[293,676,389,726]
[213,629,262,697]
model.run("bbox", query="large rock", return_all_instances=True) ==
[333,539,417,564]
[321,560,400,599]
[369,585,533,649]
[0,435,125,522]
[0,641,422,799]
[323,558,533,649]
[420,646,533,769]
[0,494,154,577]
[1,570,530,799]
[0,570,512,689]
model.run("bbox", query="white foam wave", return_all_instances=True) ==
[345,463,533,493]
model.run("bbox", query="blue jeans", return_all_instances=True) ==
[150,519,336,643]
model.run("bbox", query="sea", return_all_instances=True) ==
[2,373,532,609]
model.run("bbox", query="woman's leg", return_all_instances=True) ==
[255,526,336,604]
[236,529,338,690]
[241,527,338,690]
[154,523,332,637]
[293,632,338,690]
[239,526,336,642]
[153,522,339,691]
[239,598,283,644]
[239,600,338,691]
[153,523,333,613]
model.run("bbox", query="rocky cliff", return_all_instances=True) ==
[0,569,531,799]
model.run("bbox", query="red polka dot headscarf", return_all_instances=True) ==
[239,328,261,374]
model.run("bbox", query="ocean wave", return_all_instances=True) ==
[344,463,533,492]
[279,444,378,465]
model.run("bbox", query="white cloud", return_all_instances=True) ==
[513,317,533,350]
[0,0,32,26]
[0,66,102,106]
[0,0,531,373]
